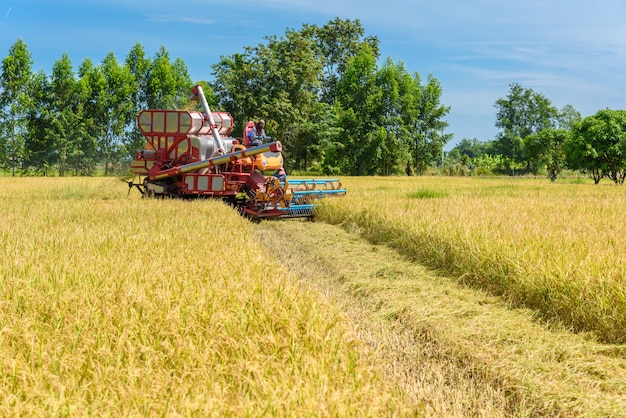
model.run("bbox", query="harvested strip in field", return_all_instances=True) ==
[257,219,626,417]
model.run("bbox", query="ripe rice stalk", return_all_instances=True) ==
[0,177,415,416]
[259,219,626,417]
[317,176,626,343]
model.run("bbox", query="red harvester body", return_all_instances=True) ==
[127,85,345,220]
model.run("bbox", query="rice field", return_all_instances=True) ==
[0,177,413,416]
[259,218,626,417]
[3,175,626,416]
[316,176,626,344]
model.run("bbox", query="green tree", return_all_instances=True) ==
[45,53,86,176]
[125,43,152,156]
[211,51,261,133]
[302,18,380,105]
[525,128,569,181]
[125,43,150,112]
[98,52,135,175]
[24,70,55,174]
[212,29,322,170]
[329,48,450,176]
[0,39,33,175]
[212,19,383,171]
[253,30,322,169]
[373,58,408,176]
[557,104,582,131]
[374,58,430,176]
[331,43,380,175]
[77,58,105,175]
[412,74,451,174]
[494,83,558,167]
[146,47,193,109]
[567,109,626,184]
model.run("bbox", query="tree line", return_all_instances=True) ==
[447,83,626,183]
[0,18,451,177]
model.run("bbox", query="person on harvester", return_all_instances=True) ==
[248,119,268,147]
[243,120,255,147]
[273,167,287,182]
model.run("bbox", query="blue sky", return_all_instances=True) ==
[2,0,626,150]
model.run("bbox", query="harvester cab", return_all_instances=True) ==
[127,85,345,220]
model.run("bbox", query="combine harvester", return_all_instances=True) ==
[127,85,345,221]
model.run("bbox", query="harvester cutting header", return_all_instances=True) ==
[127,85,345,220]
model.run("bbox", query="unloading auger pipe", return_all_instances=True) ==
[192,84,225,154]
[149,141,282,181]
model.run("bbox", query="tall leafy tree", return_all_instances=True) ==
[0,39,33,175]
[302,18,380,104]
[567,109,626,184]
[254,30,322,168]
[146,47,193,109]
[372,58,405,176]
[125,43,150,113]
[98,52,135,175]
[212,29,322,169]
[211,51,262,132]
[494,83,558,165]
[372,58,425,175]
[525,128,569,181]
[125,43,152,155]
[212,19,381,171]
[45,53,86,176]
[331,43,380,175]
[24,70,55,173]
[329,48,450,175]
[78,58,106,175]
[412,74,451,174]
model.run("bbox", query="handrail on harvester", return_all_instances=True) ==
[149,141,282,181]
[286,179,341,185]
[292,189,346,197]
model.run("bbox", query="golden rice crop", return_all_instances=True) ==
[0,177,414,416]
[260,219,626,417]
[317,176,626,343]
